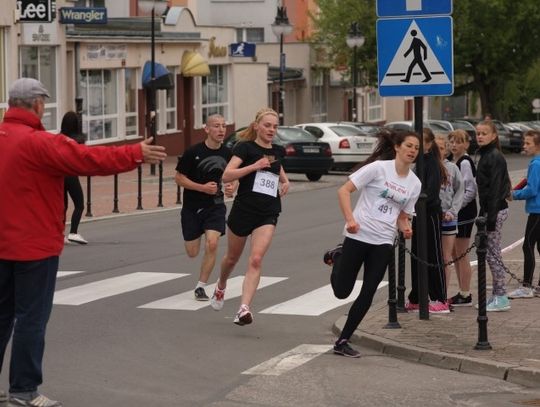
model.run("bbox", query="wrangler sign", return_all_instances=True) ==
[59,7,108,24]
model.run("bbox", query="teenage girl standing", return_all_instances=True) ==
[476,120,512,311]
[324,130,421,357]
[509,130,540,298]
[448,129,477,306]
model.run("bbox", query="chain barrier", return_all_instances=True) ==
[396,239,476,268]
[486,248,540,291]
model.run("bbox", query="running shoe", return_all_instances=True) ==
[508,286,534,299]
[449,293,472,307]
[210,284,225,311]
[405,301,419,313]
[0,390,6,403]
[9,392,62,407]
[429,300,451,314]
[67,233,88,245]
[486,295,511,312]
[194,287,209,301]
[534,287,540,297]
[233,304,253,326]
[333,340,361,358]
[323,244,343,266]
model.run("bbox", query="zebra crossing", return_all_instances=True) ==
[54,270,388,316]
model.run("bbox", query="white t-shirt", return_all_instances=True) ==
[345,160,421,245]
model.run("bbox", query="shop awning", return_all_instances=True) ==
[181,51,210,77]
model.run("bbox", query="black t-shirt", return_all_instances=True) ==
[232,141,285,216]
[176,142,232,209]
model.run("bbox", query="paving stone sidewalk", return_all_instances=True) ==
[335,248,540,388]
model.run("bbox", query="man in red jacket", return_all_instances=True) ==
[0,78,167,407]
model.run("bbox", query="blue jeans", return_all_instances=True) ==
[0,257,58,393]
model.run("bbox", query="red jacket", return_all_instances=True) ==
[0,108,144,260]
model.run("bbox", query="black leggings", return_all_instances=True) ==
[408,210,446,303]
[522,213,540,286]
[64,176,84,234]
[331,237,392,341]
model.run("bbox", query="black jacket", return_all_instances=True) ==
[476,142,510,231]
[415,151,442,213]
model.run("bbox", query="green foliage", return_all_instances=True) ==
[312,0,540,120]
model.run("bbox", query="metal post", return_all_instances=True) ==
[157,160,163,207]
[278,33,285,126]
[137,165,143,210]
[384,246,401,329]
[85,176,93,217]
[397,232,406,312]
[352,45,357,122]
[414,96,429,320]
[149,7,157,176]
[112,174,119,213]
[474,216,492,350]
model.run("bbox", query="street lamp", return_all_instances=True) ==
[271,6,293,125]
[346,22,365,122]
[139,0,168,176]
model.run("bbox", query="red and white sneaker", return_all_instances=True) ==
[233,304,253,326]
[429,300,451,314]
[210,284,225,311]
[405,301,419,313]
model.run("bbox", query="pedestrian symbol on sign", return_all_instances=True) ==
[380,20,450,87]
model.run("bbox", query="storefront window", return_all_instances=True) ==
[124,68,138,137]
[367,90,382,122]
[0,29,6,121]
[311,70,327,122]
[202,65,229,124]
[157,66,177,132]
[79,69,119,142]
[19,46,58,130]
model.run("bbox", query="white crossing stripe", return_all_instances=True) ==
[259,280,388,316]
[54,272,188,305]
[138,276,288,310]
[57,271,84,278]
[242,344,331,376]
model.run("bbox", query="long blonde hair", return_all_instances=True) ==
[237,107,279,142]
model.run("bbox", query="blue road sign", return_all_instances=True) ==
[229,42,256,58]
[377,16,453,97]
[377,0,452,17]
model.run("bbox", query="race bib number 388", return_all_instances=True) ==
[253,170,279,197]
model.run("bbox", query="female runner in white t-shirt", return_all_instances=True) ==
[324,130,422,358]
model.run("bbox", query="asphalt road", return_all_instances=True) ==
[1,153,537,406]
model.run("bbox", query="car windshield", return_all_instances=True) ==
[330,126,365,137]
[277,127,318,142]
[427,122,450,132]
[450,120,475,130]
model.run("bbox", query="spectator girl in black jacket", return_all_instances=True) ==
[476,120,512,311]
[407,128,449,313]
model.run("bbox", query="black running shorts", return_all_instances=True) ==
[181,204,226,241]
[227,205,278,237]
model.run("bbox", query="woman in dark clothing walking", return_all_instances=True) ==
[60,111,87,244]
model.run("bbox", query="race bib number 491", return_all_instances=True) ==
[253,170,279,197]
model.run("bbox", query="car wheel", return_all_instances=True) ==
[306,173,323,182]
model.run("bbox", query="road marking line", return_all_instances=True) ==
[54,272,187,305]
[57,271,84,278]
[259,281,388,316]
[138,276,288,310]
[242,344,331,376]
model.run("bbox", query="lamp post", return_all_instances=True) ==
[139,0,168,176]
[271,6,293,125]
[346,22,365,122]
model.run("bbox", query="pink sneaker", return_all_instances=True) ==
[429,300,450,314]
[405,301,419,312]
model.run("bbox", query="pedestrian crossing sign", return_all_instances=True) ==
[377,16,453,97]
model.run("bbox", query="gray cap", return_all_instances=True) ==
[8,78,50,99]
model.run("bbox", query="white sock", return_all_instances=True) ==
[196,281,207,289]
[460,291,470,297]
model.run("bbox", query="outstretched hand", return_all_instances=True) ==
[140,137,167,164]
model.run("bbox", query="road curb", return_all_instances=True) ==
[333,316,540,388]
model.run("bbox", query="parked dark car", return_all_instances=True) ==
[225,126,334,181]
[337,121,386,136]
